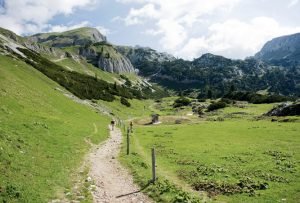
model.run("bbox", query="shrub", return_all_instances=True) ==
[198,98,206,102]
[224,91,290,104]
[207,101,227,112]
[220,98,233,104]
[120,97,131,107]
[197,107,205,116]
[173,97,191,108]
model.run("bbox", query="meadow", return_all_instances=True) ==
[0,55,110,202]
[120,99,300,202]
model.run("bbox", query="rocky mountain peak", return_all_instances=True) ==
[255,33,300,66]
[193,53,233,68]
[27,27,106,48]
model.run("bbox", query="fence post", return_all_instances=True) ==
[151,148,156,183]
[127,128,130,155]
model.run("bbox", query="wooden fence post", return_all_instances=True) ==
[127,128,130,155]
[151,148,156,183]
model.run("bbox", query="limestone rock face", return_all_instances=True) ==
[255,33,300,66]
[79,44,135,73]
[97,55,134,73]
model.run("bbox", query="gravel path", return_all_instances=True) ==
[89,126,152,203]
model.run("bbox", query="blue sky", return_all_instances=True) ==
[0,0,300,59]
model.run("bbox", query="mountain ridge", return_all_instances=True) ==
[255,32,300,66]
[1,26,299,96]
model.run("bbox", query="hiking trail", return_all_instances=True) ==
[88,126,152,203]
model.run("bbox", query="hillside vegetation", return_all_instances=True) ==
[0,55,110,202]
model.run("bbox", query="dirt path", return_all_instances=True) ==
[88,126,152,203]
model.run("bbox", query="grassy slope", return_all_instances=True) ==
[98,98,155,121]
[55,57,119,83]
[120,99,300,202]
[0,55,110,202]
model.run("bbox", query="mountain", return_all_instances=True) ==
[255,33,300,67]
[0,27,68,60]
[26,27,135,73]
[0,27,169,103]
[27,27,107,47]
[1,26,300,97]
[116,45,175,75]
[140,52,299,97]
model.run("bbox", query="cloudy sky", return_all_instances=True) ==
[0,0,300,59]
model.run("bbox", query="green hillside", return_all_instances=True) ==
[0,55,110,202]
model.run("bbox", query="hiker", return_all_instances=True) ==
[130,121,133,133]
[111,120,115,131]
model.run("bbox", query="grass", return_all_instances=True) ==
[98,98,155,121]
[120,97,300,202]
[0,55,110,202]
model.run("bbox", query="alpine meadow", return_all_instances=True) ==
[0,1,300,203]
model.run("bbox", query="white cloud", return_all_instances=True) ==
[124,3,159,25]
[48,21,90,32]
[177,17,300,59]
[288,0,299,7]
[116,0,145,3]
[120,0,240,52]
[0,0,96,34]
[119,0,300,59]
[95,26,111,36]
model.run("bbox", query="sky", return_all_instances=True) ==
[0,0,300,60]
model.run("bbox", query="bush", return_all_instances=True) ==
[198,98,206,102]
[173,97,191,108]
[220,98,233,104]
[224,91,290,104]
[197,107,205,116]
[207,101,227,112]
[120,97,131,107]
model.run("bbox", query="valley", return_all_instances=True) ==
[0,25,299,203]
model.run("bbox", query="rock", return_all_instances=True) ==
[265,102,300,116]
[79,44,135,73]
[86,176,92,182]
[77,196,85,200]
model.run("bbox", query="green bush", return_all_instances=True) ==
[220,98,233,104]
[198,98,206,102]
[207,101,227,112]
[224,91,290,104]
[120,97,131,107]
[173,97,191,108]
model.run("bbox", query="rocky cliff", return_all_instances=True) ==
[0,27,65,58]
[26,27,135,73]
[255,33,300,66]
[79,42,135,73]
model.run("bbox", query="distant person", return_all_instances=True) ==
[130,121,133,133]
[111,120,115,131]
